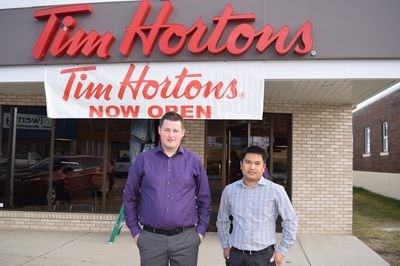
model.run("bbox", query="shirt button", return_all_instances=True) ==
[166,208,169,211]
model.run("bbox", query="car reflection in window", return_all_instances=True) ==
[0,155,115,206]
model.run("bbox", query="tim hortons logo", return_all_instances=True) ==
[32,0,313,60]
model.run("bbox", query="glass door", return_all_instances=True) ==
[225,115,290,195]
[205,114,292,232]
[227,123,249,184]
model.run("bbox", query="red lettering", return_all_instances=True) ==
[255,21,313,56]
[226,24,255,55]
[89,105,103,117]
[118,64,149,99]
[147,105,211,119]
[106,105,120,117]
[117,64,238,101]
[120,105,140,117]
[33,4,114,60]
[89,105,140,118]
[120,0,173,57]
[185,80,203,99]
[32,4,92,60]
[179,105,193,117]
[60,66,112,101]
[179,105,212,119]
[196,105,212,118]
[158,23,189,56]
[186,20,208,54]
[203,79,238,99]
[293,21,313,55]
[167,68,201,99]
[207,4,255,54]
[119,1,313,58]
[147,105,163,118]
[33,1,314,60]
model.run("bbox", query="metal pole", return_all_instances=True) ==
[6,107,17,207]
[48,119,56,210]
[269,117,274,175]
[0,106,3,159]
[102,119,109,212]
[247,122,251,147]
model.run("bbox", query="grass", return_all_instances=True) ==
[353,187,400,265]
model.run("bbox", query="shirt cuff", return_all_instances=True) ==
[195,225,207,236]
[130,226,142,238]
[276,244,288,255]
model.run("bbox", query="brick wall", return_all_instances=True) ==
[0,210,129,232]
[0,93,45,106]
[265,103,353,234]
[353,89,400,173]
[182,119,206,162]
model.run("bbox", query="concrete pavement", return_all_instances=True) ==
[0,229,389,266]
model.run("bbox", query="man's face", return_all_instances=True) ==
[240,152,266,183]
[158,119,185,151]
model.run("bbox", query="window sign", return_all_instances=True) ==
[2,113,51,130]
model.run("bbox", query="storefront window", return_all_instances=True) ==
[0,108,134,214]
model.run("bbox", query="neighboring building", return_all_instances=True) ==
[353,87,400,200]
[1,0,400,235]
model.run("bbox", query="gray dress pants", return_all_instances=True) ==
[137,228,201,266]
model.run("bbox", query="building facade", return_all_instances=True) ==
[1,0,400,234]
[353,88,400,200]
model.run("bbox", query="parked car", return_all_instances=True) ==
[114,156,131,178]
[14,152,42,168]
[0,155,115,206]
[0,152,41,168]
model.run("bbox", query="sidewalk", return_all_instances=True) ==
[0,229,389,266]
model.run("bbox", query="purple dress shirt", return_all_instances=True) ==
[124,145,211,237]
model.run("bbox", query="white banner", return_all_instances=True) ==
[44,62,264,119]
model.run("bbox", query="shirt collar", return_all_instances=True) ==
[239,176,268,187]
[155,145,185,156]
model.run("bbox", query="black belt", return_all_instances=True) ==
[231,245,274,255]
[143,225,194,236]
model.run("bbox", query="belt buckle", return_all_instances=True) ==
[241,249,252,255]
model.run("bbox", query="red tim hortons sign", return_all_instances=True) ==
[32,0,314,60]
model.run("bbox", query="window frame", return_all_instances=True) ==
[381,121,389,155]
[363,127,371,156]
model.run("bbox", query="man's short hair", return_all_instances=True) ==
[241,145,267,163]
[159,112,184,128]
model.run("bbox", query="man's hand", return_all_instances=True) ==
[223,247,231,259]
[198,233,204,242]
[133,234,140,244]
[270,251,284,266]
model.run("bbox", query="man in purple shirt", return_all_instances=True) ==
[124,112,211,266]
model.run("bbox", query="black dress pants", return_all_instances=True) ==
[226,246,276,266]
